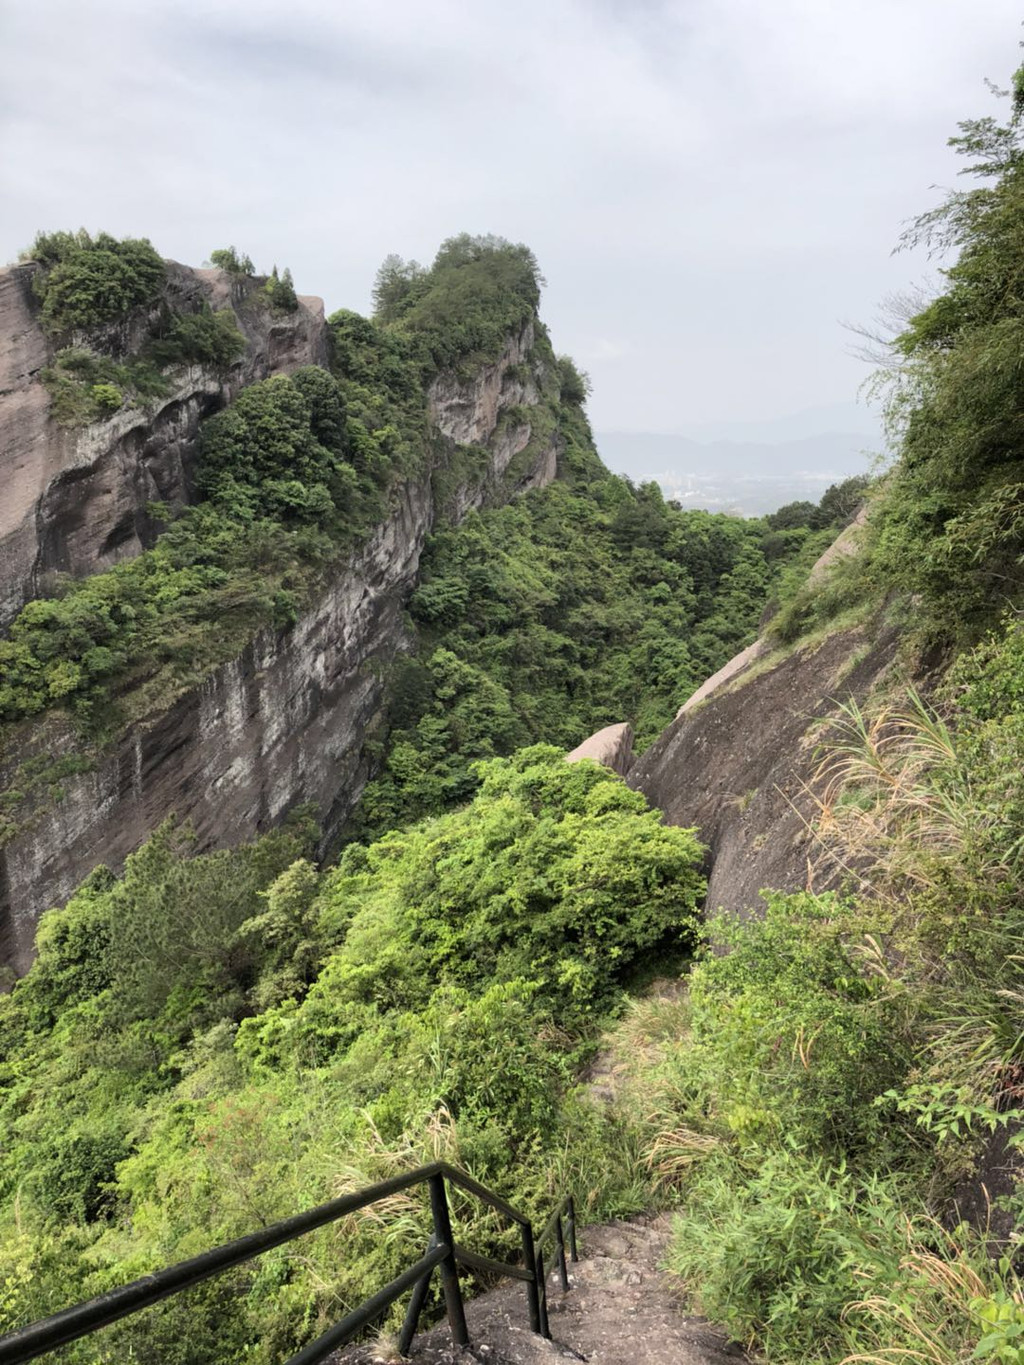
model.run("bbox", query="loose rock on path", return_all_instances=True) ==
[335,1214,746,1365]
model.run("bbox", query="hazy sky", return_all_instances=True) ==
[1,1,1021,431]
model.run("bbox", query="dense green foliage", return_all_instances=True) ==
[209,245,255,276]
[0,237,575,754]
[784,78,1024,646]
[10,179,1019,1365]
[41,310,246,425]
[0,752,704,1361]
[264,264,298,311]
[372,233,543,371]
[349,460,866,838]
[0,355,420,730]
[24,229,166,334]
[868,94,1024,632]
[145,306,246,369]
[353,472,832,837]
[41,348,172,424]
[598,615,1024,1363]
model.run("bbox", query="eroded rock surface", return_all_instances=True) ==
[629,620,900,917]
[0,260,328,628]
[0,327,560,975]
[566,723,635,776]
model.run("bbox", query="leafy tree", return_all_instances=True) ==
[862,67,1024,634]
[557,354,591,405]
[146,306,246,369]
[209,246,255,276]
[371,253,427,322]
[265,265,298,312]
[196,371,351,522]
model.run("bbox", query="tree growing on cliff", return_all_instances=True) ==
[265,265,299,312]
[371,253,427,323]
[208,245,255,276]
[24,229,166,334]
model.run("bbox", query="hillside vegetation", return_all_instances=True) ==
[0,751,705,1361]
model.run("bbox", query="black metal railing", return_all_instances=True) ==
[0,1161,579,1364]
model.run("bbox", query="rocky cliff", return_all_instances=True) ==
[0,324,560,976]
[0,260,328,629]
[627,618,899,917]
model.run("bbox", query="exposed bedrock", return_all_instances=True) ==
[628,619,900,918]
[566,722,635,776]
[0,260,328,628]
[0,328,560,975]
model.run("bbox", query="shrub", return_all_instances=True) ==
[25,229,165,334]
[265,266,298,312]
[146,307,246,369]
[90,382,122,414]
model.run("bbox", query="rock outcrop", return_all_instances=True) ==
[0,327,560,976]
[0,260,328,628]
[628,619,899,918]
[566,722,635,776]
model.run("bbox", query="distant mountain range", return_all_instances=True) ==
[595,405,885,517]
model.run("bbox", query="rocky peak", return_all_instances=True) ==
[0,260,328,629]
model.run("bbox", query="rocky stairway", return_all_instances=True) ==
[336,1215,745,1365]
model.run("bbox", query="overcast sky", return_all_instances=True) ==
[1,1,1021,432]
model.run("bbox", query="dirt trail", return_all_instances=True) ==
[336,1215,745,1365]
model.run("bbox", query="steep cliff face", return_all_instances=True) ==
[0,260,327,629]
[428,321,557,512]
[0,327,560,976]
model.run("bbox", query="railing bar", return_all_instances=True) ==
[536,1248,550,1339]
[439,1163,530,1227]
[0,1163,445,1364]
[453,1245,535,1283]
[0,1165,578,1362]
[521,1221,542,1336]
[537,1195,572,1250]
[283,1244,449,1365]
[429,1173,469,1348]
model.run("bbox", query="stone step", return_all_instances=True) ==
[335,1216,745,1365]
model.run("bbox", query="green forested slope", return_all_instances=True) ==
[351,444,849,838]
[0,751,705,1361]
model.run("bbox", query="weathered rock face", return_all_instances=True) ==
[428,321,556,515]
[0,260,328,628]
[628,620,900,918]
[566,723,635,776]
[0,327,560,976]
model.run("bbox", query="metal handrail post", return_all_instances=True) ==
[398,1234,437,1357]
[428,1173,469,1348]
[519,1221,541,1335]
[555,1216,570,1293]
[536,1247,550,1339]
[566,1196,578,1262]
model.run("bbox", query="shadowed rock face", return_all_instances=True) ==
[0,260,328,629]
[628,621,900,917]
[0,326,561,976]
